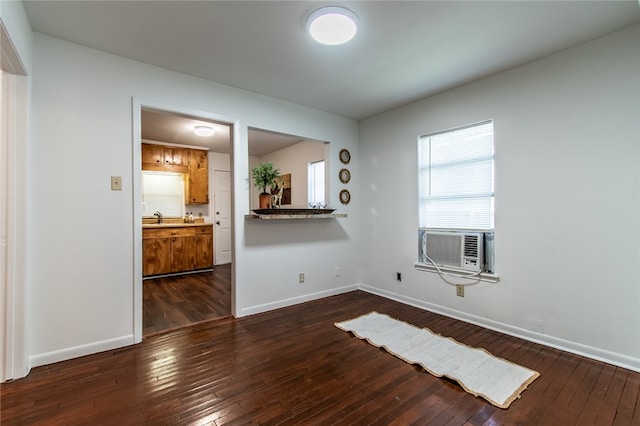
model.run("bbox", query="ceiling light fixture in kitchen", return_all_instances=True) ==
[307,6,359,45]
[194,125,215,137]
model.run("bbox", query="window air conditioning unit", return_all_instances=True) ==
[420,230,484,272]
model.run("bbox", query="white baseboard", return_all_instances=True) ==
[239,285,359,317]
[29,335,135,369]
[27,286,639,374]
[28,286,360,369]
[359,285,640,373]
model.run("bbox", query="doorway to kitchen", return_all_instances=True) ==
[133,100,235,340]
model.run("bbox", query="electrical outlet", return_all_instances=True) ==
[111,176,122,191]
[396,272,402,282]
[299,273,305,284]
[334,267,341,277]
[456,285,464,297]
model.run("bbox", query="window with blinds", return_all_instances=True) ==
[142,171,186,218]
[418,120,494,230]
[308,160,325,206]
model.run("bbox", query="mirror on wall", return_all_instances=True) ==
[248,128,329,211]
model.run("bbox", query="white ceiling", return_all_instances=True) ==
[141,107,317,155]
[22,1,640,121]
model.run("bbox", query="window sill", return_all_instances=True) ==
[414,263,500,283]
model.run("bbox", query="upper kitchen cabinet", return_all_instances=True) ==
[164,146,190,168]
[141,143,164,168]
[188,149,209,204]
[142,143,189,174]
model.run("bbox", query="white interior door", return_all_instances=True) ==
[213,170,232,265]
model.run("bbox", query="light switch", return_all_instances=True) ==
[111,176,122,191]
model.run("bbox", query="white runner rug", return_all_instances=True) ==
[335,311,539,408]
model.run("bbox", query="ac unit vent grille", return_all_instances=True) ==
[464,235,479,258]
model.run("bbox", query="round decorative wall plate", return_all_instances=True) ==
[339,148,351,164]
[339,189,351,205]
[339,168,351,184]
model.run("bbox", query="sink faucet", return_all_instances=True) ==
[153,211,163,224]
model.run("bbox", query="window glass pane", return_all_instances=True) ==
[308,160,325,205]
[142,171,185,217]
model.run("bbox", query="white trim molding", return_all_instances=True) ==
[132,98,241,342]
[29,335,135,369]
[239,285,358,317]
[1,69,29,382]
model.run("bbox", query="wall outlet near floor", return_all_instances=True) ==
[456,285,464,297]
[334,267,341,277]
[396,272,402,282]
[299,273,305,284]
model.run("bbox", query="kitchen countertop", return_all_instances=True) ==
[142,222,212,228]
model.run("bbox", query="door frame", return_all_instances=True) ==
[1,17,30,381]
[132,98,238,343]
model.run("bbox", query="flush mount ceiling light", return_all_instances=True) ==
[194,125,215,137]
[307,6,359,45]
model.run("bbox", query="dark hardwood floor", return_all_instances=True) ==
[2,291,638,425]
[143,263,232,336]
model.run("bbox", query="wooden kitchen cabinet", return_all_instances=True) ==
[170,233,196,273]
[188,149,209,204]
[142,225,213,277]
[141,143,190,173]
[141,143,164,168]
[143,227,194,276]
[142,234,171,276]
[195,225,214,269]
[164,146,190,167]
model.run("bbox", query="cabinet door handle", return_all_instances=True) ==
[216,221,220,225]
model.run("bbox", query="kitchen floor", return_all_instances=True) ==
[142,263,232,336]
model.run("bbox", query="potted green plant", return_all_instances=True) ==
[251,162,280,208]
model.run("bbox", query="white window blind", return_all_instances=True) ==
[418,121,494,230]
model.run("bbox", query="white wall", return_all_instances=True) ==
[28,33,359,366]
[253,140,327,208]
[359,24,640,370]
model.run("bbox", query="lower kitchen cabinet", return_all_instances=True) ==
[195,225,214,269]
[142,236,171,276]
[143,224,214,277]
[170,233,196,273]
